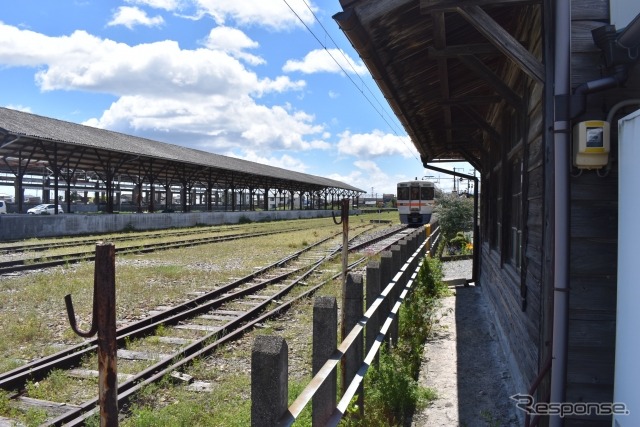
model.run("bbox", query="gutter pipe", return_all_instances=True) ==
[548,11,638,420]
[549,0,570,425]
[570,65,629,119]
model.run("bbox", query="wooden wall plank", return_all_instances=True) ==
[572,0,609,21]
[570,201,618,239]
[480,245,539,390]
[569,238,617,276]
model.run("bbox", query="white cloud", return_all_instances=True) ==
[0,23,304,97]
[353,160,382,174]
[107,6,165,29]
[282,48,368,75]
[202,26,264,65]
[0,22,325,153]
[326,160,399,195]
[125,0,184,11]
[224,150,309,172]
[337,130,419,159]
[82,94,328,152]
[186,0,317,30]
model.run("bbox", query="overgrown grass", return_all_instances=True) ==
[342,257,448,426]
[0,218,353,369]
[119,373,253,427]
[0,212,403,424]
[0,388,49,427]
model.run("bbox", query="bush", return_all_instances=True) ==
[447,231,473,255]
[434,194,473,241]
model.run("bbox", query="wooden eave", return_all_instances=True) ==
[334,0,543,170]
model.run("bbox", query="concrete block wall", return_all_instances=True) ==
[0,209,360,241]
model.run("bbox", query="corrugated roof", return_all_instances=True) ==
[0,107,364,193]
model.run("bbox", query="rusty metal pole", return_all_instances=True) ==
[65,243,118,427]
[340,198,349,288]
[96,243,118,427]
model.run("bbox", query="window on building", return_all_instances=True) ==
[506,156,523,270]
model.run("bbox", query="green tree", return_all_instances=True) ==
[433,194,473,242]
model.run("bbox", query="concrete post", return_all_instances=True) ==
[365,261,381,365]
[251,336,288,427]
[405,234,413,255]
[380,251,393,347]
[343,273,364,416]
[399,240,409,266]
[390,245,402,346]
[312,297,337,427]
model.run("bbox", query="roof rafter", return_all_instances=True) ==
[457,54,524,110]
[455,5,544,84]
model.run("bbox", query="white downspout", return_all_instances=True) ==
[549,0,570,425]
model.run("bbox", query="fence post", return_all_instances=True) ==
[379,251,393,347]
[313,297,337,427]
[389,245,402,346]
[408,234,416,254]
[399,239,409,265]
[343,273,364,416]
[425,224,432,256]
[365,261,381,365]
[251,336,288,427]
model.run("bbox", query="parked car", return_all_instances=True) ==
[27,204,64,215]
[0,200,6,214]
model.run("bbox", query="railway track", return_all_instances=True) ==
[0,223,279,254]
[0,224,413,426]
[0,224,332,276]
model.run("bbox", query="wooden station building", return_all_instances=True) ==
[334,0,640,425]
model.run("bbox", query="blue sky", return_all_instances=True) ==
[0,0,470,197]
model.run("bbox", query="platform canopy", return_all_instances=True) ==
[0,107,364,212]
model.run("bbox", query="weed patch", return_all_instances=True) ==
[343,257,446,426]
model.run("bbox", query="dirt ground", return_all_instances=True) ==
[411,280,523,427]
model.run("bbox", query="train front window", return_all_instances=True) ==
[410,186,420,200]
[398,187,409,200]
[421,186,434,201]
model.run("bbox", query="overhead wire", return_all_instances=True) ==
[300,0,390,119]
[282,0,422,163]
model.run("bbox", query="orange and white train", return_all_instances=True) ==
[397,180,435,226]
